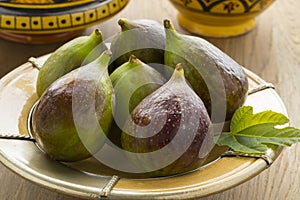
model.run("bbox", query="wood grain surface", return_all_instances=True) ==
[0,0,300,199]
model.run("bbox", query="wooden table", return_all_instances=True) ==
[0,0,299,199]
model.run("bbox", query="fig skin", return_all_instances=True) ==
[36,29,107,97]
[164,20,249,122]
[121,64,213,177]
[109,18,165,74]
[32,51,113,162]
[109,55,166,147]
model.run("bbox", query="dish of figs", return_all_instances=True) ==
[0,18,299,199]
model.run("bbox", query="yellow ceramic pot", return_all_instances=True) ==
[0,0,129,44]
[169,0,275,37]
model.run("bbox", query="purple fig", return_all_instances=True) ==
[121,64,214,177]
[164,19,249,122]
[31,51,113,162]
[109,18,165,74]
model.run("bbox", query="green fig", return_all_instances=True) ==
[32,51,113,162]
[109,18,165,74]
[121,64,213,177]
[36,29,107,97]
[109,55,166,147]
[164,20,249,122]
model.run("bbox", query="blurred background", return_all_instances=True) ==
[0,0,300,199]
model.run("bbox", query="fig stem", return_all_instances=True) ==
[168,63,185,83]
[164,19,180,39]
[176,63,183,70]
[94,50,111,68]
[90,29,103,40]
[175,63,184,75]
[94,29,101,36]
[129,55,142,65]
[164,19,175,30]
[118,18,126,28]
[118,18,137,31]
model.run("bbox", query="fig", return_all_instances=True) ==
[32,51,113,162]
[121,64,213,177]
[164,20,249,121]
[109,55,166,146]
[36,29,107,97]
[109,18,165,74]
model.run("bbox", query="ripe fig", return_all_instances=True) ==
[121,64,213,177]
[36,29,107,97]
[32,51,113,162]
[109,55,166,147]
[109,18,165,74]
[164,19,249,122]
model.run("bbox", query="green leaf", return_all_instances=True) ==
[216,132,268,154]
[230,106,289,134]
[216,106,300,155]
[230,106,253,133]
[238,125,300,146]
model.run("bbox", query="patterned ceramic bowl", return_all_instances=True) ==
[169,0,275,37]
[0,0,129,43]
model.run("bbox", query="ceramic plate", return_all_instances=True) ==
[0,54,287,199]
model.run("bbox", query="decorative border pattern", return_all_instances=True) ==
[174,0,274,14]
[0,0,129,34]
[0,0,95,9]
